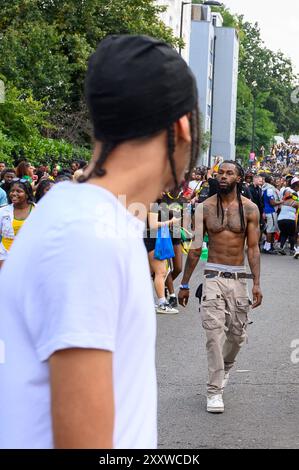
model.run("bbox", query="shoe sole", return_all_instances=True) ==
[156,309,179,315]
[207,407,224,413]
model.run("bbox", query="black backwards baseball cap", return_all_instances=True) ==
[85,35,198,142]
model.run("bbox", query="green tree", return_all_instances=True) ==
[238,17,299,144]
[192,2,299,157]
[0,76,89,165]
[0,0,181,145]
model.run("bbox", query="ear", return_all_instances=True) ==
[174,115,191,145]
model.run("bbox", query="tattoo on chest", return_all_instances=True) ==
[205,205,246,234]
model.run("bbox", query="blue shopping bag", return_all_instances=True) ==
[154,225,175,260]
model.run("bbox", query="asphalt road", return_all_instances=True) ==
[157,253,299,449]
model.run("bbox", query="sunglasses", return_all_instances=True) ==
[13,177,31,185]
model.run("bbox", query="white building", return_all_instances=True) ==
[156,0,192,63]
[189,4,239,165]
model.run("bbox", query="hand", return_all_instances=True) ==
[170,217,181,226]
[207,168,213,179]
[178,288,189,308]
[40,175,49,182]
[252,285,263,309]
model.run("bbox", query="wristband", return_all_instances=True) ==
[180,284,190,290]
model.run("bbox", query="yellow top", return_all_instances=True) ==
[2,218,25,251]
[2,205,34,252]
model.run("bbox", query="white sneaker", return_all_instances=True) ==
[294,249,299,260]
[156,304,179,315]
[222,372,230,389]
[207,394,224,413]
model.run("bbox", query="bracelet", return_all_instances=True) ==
[180,284,190,290]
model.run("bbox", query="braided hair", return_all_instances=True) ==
[217,160,246,232]
[79,106,201,190]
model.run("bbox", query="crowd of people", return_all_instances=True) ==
[1,147,298,301]
[0,159,87,266]
[141,150,299,315]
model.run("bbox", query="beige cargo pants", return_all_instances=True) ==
[201,275,251,396]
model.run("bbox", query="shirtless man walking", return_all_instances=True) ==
[179,161,263,413]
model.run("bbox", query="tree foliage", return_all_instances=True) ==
[0,0,181,164]
[190,1,299,159]
[0,0,298,164]
[0,0,180,146]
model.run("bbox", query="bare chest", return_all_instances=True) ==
[205,207,246,234]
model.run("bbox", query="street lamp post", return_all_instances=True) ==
[179,2,191,56]
[180,1,223,55]
[202,1,223,166]
[179,0,223,165]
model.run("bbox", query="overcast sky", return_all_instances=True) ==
[224,0,299,74]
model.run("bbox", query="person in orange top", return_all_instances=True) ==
[0,180,35,268]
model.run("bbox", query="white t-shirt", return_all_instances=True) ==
[278,203,297,221]
[188,180,202,192]
[0,182,157,449]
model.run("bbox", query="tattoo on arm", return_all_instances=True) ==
[248,248,260,285]
[182,250,201,284]
[181,202,207,283]
[247,205,261,286]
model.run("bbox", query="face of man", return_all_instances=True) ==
[217,163,240,195]
[0,163,6,173]
[254,176,263,187]
[4,172,16,184]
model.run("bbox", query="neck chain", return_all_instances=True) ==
[223,200,235,212]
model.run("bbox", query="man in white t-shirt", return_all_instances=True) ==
[0,35,200,448]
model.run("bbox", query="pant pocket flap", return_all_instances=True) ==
[202,319,221,330]
[236,297,250,308]
[202,294,222,302]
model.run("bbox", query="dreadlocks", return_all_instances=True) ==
[217,160,246,233]
[80,105,201,189]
